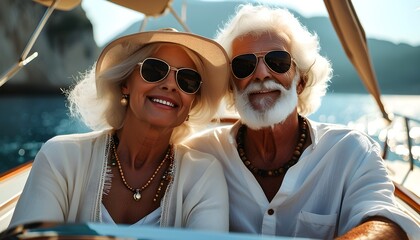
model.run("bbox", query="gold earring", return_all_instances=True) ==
[120,94,129,106]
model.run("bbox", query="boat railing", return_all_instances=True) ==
[380,113,420,196]
[351,112,419,187]
[382,113,420,171]
[379,113,420,216]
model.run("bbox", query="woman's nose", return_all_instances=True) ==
[160,69,178,92]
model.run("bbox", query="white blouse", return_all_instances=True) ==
[9,130,229,232]
[101,203,161,226]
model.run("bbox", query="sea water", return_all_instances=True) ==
[1,93,419,174]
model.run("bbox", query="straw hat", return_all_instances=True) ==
[33,0,81,11]
[96,28,230,101]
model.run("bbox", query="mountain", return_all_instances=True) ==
[1,0,419,95]
[0,0,100,94]
[112,0,420,95]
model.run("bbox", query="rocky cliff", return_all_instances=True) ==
[0,0,99,94]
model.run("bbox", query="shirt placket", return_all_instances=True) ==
[261,206,277,235]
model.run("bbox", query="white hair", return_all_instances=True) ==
[216,3,333,116]
[66,43,217,143]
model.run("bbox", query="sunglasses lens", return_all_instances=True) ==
[177,69,202,94]
[141,58,169,82]
[231,54,257,79]
[265,51,292,74]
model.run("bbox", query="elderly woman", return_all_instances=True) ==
[9,29,230,231]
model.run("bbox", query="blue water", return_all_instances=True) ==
[1,93,419,174]
[0,95,89,174]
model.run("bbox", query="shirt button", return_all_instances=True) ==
[267,209,274,215]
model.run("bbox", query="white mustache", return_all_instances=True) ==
[238,80,288,96]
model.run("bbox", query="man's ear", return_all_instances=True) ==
[297,74,307,94]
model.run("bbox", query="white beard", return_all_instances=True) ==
[233,74,299,130]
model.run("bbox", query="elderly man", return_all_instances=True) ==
[184,4,419,239]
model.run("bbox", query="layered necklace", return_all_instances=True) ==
[109,135,174,201]
[236,115,308,177]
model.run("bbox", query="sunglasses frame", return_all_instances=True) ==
[137,57,202,94]
[231,50,295,80]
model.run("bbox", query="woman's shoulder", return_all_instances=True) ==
[48,130,108,142]
[46,130,108,144]
[41,130,110,153]
[34,130,111,171]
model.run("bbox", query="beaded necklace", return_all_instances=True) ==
[236,115,308,177]
[110,135,174,201]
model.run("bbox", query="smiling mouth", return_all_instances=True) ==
[247,89,280,110]
[150,97,177,108]
[249,89,279,95]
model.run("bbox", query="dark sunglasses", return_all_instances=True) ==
[231,50,294,79]
[138,58,202,94]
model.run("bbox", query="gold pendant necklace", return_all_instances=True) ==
[110,135,173,201]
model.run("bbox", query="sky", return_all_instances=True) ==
[81,0,420,47]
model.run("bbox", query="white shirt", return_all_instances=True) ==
[184,119,420,239]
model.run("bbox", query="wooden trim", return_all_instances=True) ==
[219,118,239,124]
[393,181,420,214]
[0,161,32,182]
[210,117,239,125]
[0,194,20,214]
[0,161,32,214]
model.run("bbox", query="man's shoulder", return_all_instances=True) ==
[175,144,224,173]
[177,144,217,160]
[182,124,235,160]
[310,119,366,136]
[309,119,378,147]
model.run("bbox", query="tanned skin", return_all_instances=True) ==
[336,216,408,240]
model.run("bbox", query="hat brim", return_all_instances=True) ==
[33,0,81,11]
[96,30,229,101]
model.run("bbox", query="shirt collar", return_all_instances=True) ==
[305,117,319,149]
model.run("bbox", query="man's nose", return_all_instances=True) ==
[253,57,271,81]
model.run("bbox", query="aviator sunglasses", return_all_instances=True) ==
[231,50,294,79]
[138,58,202,94]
